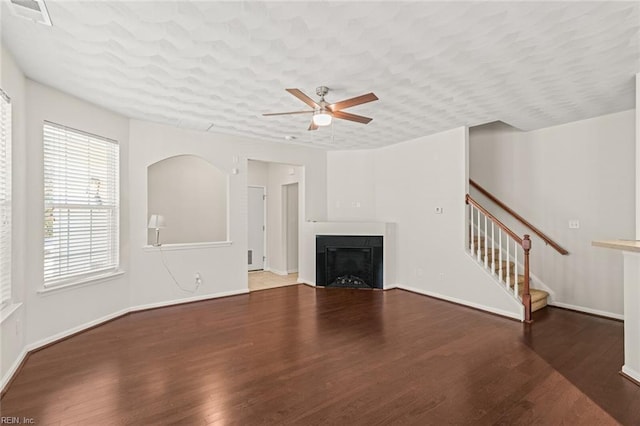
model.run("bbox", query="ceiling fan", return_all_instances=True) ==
[263,86,378,131]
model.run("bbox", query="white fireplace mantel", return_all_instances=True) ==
[310,221,396,289]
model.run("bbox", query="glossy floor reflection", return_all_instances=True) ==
[2,286,638,425]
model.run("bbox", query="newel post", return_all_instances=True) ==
[522,234,532,323]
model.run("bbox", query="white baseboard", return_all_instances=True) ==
[265,268,288,276]
[0,348,28,395]
[549,301,623,320]
[287,268,298,274]
[129,289,249,313]
[397,285,523,321]
[1,289,248,395]
[622,365,640,383]
[298,277,315,286]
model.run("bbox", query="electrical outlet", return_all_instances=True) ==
[568,220,580,229]
[195,272,202,285]
[438,272,445,281]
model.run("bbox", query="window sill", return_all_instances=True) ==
[1,302,23,324]
[38,270,126,296]
[143,241,233,251]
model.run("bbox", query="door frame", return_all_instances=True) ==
[281,182,299,274]
[248,185,267,271]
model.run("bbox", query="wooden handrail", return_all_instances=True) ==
[469,179,569,255]
[466,194,522,245]
[522,235,532,323]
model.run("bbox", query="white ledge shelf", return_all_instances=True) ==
[38,270,126,296]
[143,241,233,251]
[592,239,640,253]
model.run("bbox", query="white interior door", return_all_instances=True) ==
[248,186,265,271]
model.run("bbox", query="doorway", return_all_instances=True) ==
[247,160,302,291]
[247,186,265,271]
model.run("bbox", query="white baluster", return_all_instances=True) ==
[491,222,495,274]
[514,241,519,296]
[476,208,481,262]
[470,205,475,256]
[505,235,511,288]
[484,215,488,268]
[498,230,503,282]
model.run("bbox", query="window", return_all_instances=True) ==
[43,122,119,287]
[0,90,11,306]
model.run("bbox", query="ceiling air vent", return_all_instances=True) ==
[8,0,52,26]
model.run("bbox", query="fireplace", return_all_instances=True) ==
[316,235,383,289]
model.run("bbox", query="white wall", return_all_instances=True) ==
[636,73,639,239]
[328,128,523,319]
[23,81,132,344]
[1,46,27,387]
[247,159,268,187]
[128,121,325,307]
[469,111,636,317]
[148,155,227,244]
[327,149,376,221]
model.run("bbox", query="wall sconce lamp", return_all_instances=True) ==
[148,214,166,246]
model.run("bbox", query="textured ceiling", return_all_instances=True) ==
[1,1,639,149]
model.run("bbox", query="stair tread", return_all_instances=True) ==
[522,288,549,304]
[469,243,550,313]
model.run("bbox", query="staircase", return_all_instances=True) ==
[472,236,549,313]
[466,194,550,322]
[465,181,569,322]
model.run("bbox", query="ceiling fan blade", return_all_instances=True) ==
[286,88,320,109]
[328,93,378,112]
[263,110,313,116]
[308,120,318,131]
[332,110,373,124]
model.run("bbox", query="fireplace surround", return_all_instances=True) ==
[316,235,383,289]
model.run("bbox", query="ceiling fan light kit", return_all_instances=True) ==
[263,86,378,131]
[312,109,332,126]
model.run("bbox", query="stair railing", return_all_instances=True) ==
[466,194,532,323]
[469,179,568,255]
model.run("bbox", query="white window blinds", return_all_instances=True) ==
[0,90,11,306]
[43,122,119,287]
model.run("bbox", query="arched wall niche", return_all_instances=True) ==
[147,154,228,245]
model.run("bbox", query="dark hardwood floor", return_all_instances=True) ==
[2,285,639,425]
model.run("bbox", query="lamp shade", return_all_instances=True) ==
[312,111,332,126]
[148,214,166,229]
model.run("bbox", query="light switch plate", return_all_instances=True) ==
[435,207,443,214]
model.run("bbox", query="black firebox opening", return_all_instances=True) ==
[316,235,383,289]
